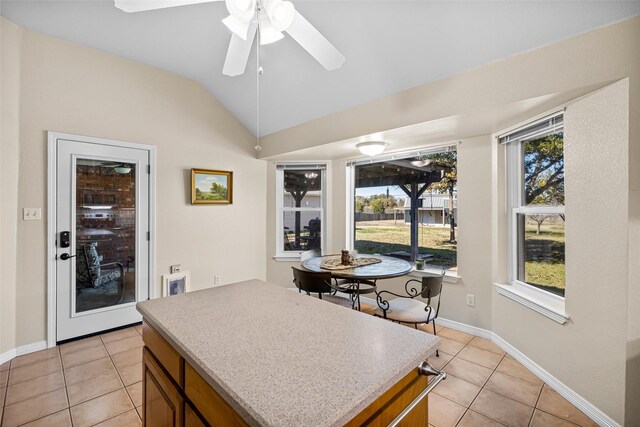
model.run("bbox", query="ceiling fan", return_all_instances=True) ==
[113,0,346,76]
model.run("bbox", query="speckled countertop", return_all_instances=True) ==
[137,279,439,427]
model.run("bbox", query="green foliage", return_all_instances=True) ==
[424,151,457,242]
[195,182,227,200]
[524,134,564,205]
[370,198,387,214]
[425,151,457,195]
[355,193,398,213]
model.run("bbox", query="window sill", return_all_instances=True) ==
[409,268,460,284]
[272,255,302,262]
[495,283,569,324]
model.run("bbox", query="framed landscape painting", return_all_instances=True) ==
[191,169,233,204]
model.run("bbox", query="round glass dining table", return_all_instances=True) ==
[301,254,412,310]
[301,254,412,280]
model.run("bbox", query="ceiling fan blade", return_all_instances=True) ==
[223,22,257,76]
[285,11,345,71]
[114,0,218,13]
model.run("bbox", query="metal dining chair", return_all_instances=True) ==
[374,272,444,356]
[291,267,352,308]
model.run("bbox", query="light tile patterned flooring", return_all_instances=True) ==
[0,325,144,427]
[359,304,598,427]
[0,315,598,427]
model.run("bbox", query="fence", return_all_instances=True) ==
[355,212,404,222]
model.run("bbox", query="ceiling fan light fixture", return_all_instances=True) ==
[266,0,295,32]
[222,15,251,39]
[356,141,387,157]
[225,0,255,23]
[258,15,284,45]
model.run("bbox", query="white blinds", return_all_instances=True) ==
[499,111,563,144]
[275,163,326,170]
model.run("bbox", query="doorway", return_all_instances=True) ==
[48,132,155,344]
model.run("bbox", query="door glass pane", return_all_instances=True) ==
[517,213,565,297]
[75,159,136,313]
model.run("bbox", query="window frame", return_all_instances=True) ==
[345,144,459,276]
[505,113,565,302]
[275,163,327,260]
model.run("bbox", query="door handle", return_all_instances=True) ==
[59,253,76,260]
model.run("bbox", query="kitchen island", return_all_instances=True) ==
[137,279,440,426]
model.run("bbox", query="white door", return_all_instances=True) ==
[56,138,150,341]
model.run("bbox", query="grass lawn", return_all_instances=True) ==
[523,222,565,294]
[353,220,565,293]
[354,221,457,270]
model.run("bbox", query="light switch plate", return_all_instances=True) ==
[466,294,475,307]
[23,208,42,220]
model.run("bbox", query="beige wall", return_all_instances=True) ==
[1,18,22,355]
[0,17,266,353]
[265,17,639,424]
[493,80,630,422]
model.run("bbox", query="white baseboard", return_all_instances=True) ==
[440,317,619,427]
[0,340,48,365]
[490,333,618,427]
[435,317,493,340]
[0,349,16,365]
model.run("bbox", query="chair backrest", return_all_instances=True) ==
[77,243,108,287]
[420,275,443,301]
[300,249,320,262]
[291,267,333,295]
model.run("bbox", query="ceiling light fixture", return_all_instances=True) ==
[410,159,431,167]
[114,164,132,174]
[356,141,388,157]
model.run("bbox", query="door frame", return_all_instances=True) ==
[47,131,157,348]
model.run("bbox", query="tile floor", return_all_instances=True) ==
[0,315,598,427]
[0,325,143,427]
[359,304,598,427]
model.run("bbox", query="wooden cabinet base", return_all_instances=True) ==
[143,347,184,427]
[142,320,429,426]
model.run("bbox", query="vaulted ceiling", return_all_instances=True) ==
[2,1,639,136]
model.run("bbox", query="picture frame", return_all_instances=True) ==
[191,168,233,205]
[162,271,191,297]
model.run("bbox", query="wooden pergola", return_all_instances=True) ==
[355,159,449,261]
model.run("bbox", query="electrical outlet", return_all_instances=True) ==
[214,275,221,285]
[23,208,41,221]
[466,294,475,307]
[170,264,181,274]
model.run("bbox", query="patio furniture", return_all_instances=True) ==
[75,242,125,311]
[302,218,321,250]
[374,272,444,356]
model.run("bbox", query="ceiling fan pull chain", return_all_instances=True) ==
[254,0,263,152]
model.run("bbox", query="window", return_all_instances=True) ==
[347,147,457,272]
[503,113,565,298]
[275,164,326,258]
